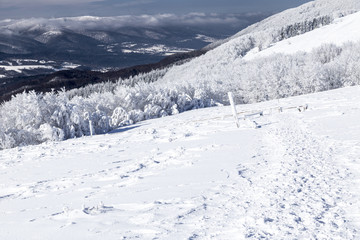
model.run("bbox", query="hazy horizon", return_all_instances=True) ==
[0,0,312,20]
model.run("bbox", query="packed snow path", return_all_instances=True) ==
[0,87,359,239]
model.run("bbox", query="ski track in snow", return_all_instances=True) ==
[0,87,360,239]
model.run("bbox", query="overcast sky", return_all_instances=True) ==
[0,0,313,20]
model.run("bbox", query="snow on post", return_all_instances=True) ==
[228,92,240,128]
[89,120,94,136]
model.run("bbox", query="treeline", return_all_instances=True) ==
[277,16,333,42]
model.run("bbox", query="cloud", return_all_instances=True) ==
[0,13,262,32]
[0,0,103,7]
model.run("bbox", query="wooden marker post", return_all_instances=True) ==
[228,92,240,128]
[89,120,94,136]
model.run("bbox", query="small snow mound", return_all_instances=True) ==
[82,202,114,215]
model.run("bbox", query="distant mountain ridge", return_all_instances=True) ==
[0,13,267,78]
[0,13,268,101]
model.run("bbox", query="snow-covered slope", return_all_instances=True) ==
[1,1,360,238]
[1,85,359,239]
[2,0,360,151]
[156,0,360,97]
[206,0,360,50]
[244,11,360,60]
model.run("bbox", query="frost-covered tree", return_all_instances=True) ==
[1,41,360,150]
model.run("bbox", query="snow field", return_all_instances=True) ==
[0,65,55,73]
[244,11,360,61]
[0,86,359,239]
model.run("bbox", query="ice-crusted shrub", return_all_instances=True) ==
[111,107,130,127]
[0,131,16,149]
[0,91,44,147]
[313,43,343,64]
[66,68,169,99]
[0,81,219,149]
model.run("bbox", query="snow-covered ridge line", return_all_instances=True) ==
[244,10,360,60]
[205,0,360,51]
[157,0,360,97]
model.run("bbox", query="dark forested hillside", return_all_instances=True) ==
[0,49,206,102]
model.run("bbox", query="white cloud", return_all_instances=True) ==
[0,13,251,32]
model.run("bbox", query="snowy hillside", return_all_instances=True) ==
[1,0,360,238]
[2,0,360,150]
[206,0,360,50]
[244,11,360,60]
[0,86,359,239]
[159,4,360,90]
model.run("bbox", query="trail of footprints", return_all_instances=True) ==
[246,114,357,239]
[142,114,358,239]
